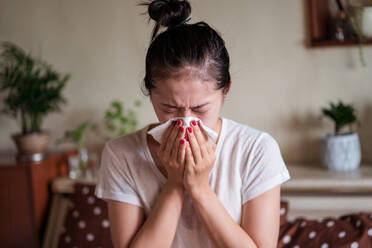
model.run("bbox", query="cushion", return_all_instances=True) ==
[58,183,114,248]
[57,182,290,247]
[278,212,372,248]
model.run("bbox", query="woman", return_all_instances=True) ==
[95,0,290,247]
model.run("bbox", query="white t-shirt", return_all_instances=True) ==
[95,117,291,248]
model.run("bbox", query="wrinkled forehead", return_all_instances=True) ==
[152,74,217,97]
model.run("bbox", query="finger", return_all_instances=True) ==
[186,126,202,164]
[160,120,176,152]
[185,143,195,173]
[197,120,209,140]
[170,124,185,160]
[164,119,182,157]
[190,120,208,158]
[178,138,186,164]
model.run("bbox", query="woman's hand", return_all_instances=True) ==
[184,120,217,194]
[157,119,187,189]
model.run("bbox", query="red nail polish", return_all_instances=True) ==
[197,121,200,126]
[185,136,189,141]
[177,119,182,126]
[180,139,185,145]
[180,126,184,132]
[188,127,192,133]
[191,120,197,126]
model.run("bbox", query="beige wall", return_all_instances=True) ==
[0,0,371,163]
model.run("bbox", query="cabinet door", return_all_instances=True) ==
[0,166,38,248]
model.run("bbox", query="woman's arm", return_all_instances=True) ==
[128,183,185,248]
[108,183,185,248]
[108,121,187,248]
[189,185,281,248]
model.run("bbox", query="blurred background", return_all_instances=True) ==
[1,1,372,248]
[1,0,371,163]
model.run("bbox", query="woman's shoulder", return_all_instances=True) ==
[223,118,264,140]
[222,117,278,150]
[105,125,147,155]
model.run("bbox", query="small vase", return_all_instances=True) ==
[361,6,372,38]
[321,132,362,171]
[67,147,89,179]
[78,147,89,178]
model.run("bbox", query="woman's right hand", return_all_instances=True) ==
[157,119,187,189]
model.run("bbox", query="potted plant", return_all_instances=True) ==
[102,99,141,140]
[321,101,361,171]
[56,99,141,178]
[0,41,70,161]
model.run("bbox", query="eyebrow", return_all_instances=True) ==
[161,102,210,109]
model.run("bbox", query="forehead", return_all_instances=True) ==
[152,74,219,101]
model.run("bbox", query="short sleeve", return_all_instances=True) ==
[241,133,290,204]
[94,142,143,207]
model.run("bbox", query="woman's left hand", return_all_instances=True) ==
[183,120,217,194]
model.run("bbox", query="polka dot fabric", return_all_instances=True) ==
[278,209,372,248]
[280,201,289,227]
[58,183,114,248]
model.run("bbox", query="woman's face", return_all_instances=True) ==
[150,74,228,130]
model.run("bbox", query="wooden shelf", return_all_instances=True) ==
[308,0,372,47]
[311,38,372,47]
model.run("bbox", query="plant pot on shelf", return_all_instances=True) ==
[361,6,372,38]
[12,131,50,162]
[321,132,361,171]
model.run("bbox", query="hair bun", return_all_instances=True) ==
[148,0,191,28]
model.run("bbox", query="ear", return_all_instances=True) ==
[223,79,232,100]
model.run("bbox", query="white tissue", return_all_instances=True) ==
[147,117,218,144]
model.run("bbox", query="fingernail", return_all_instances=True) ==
[177,119,182,126]
[185,136,189,142]
[188,127,192,133]
[180,126,184,132]
[180,139,185,145]
[197,121,200,126]
[191,120,197,126]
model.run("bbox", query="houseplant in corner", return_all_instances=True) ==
[0,41,70,161]
[321,101,361,171]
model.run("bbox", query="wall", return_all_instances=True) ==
[0,0,371,163]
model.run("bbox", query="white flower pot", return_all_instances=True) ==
[321,132,361,171]
[361,6,372,38]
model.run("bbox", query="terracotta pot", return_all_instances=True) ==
[12,131,50,155]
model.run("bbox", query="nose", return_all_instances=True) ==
[178,109,194,118]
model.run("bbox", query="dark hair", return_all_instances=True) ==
[139,0,231,96]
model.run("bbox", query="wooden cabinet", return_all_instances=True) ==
[0,150,76,248]
[308,0,372,47]
[282,164,372,220]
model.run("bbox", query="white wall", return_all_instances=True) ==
[1,0,371,163]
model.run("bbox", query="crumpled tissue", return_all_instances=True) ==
[147,116,218,144]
